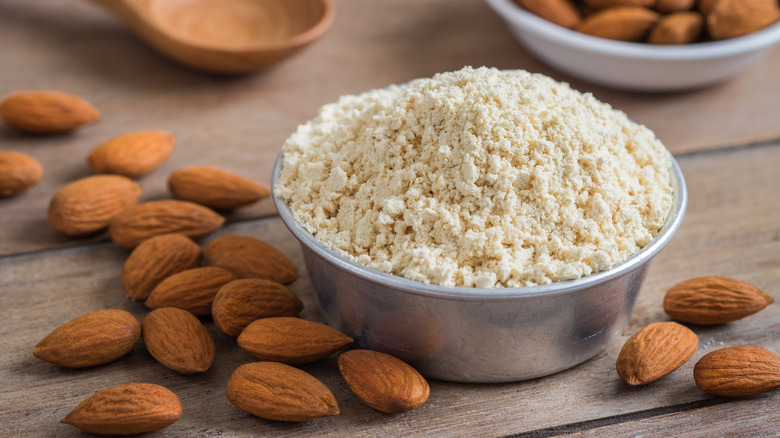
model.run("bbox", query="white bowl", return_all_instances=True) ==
[484,0,780,91]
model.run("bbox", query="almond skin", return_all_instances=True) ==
[338,349,430,414]
[583,0,657,8]
[237,317,353,365]
[663,276,773,325]
[226,361,339,422]
[698,0,720,16]
[648,11,704,44]
[168,165,271,210]
[212,278,304,338]
[121,233,202,301]
[203,234,298,284]
[33,309,140,368]
[48,174,141,236]
[61,383,182,435]
[144,266,237,316]
[576,6,661,41]
[0,151,43,196]
[88,131,175,179]
[142,307,215,374]
[0,90,99,133]
[616,321,699,385]
[694,346,780,397]
[707,0,780,40]
[516,0,582,28]
[654,0,695,13]
[109,199,224,249]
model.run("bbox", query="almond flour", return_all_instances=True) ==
[275,67,673,288]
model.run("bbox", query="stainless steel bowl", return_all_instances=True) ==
[272,154,687,382]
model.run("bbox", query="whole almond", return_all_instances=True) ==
[648,11,704,44]
[237,317,353,365]
[516,0,582,28]
[88,131,175,179]
[34,309,140,367]
[61,383,182,434]
[338,349,430,414]
[694,346,780,397]
[109,199,224,249]
[0,151,43,196]
[0,90,99,133]
[212,278,304,337]
[168,166,271,210]
[654,0,695,13]
[707,0,780,40]
[203,234,298,284]
[226,361,339,422]
[142,307,215,374]
[663,276,773,325]
[144,266,237,316]
[121,233,202,301]
[576,6,661,41]
[616,321,698,385]
[48,174,141,236]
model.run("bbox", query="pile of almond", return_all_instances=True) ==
[616,275,780,398]
[4,90,431,435]
[514,0,780,44]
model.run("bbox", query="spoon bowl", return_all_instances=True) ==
[90,0,334,74]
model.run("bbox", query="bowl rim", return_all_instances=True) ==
[484,0,780,60]
[272,152,687,302]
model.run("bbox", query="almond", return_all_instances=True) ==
[616,321,698,385]
[583,0,657,8]
[648,11,704,44]
[663,276,773,325]
[33,309,140,367]
[226,361,339,422]
[237,317,353,365]
[516,0,582,29]
[142,307,215,374]
[168,165,271,210]
[121,233,202,301]
[0,151,43,196]
[61,383,182,434]
[144,266,237,316]
[694,346,780,397]
[47,174,141,236]
[0,90,99,133]
[212,278,304,338]
[88,131,175,179]
[707,0,780,40]
[338,349,430,414]
[576,6,661,41]
[203,234,298,284]
[654,0,695,13]
[109,199,224,249]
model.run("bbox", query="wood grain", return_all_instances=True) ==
[2,143,779,436]
[1,0,780,255]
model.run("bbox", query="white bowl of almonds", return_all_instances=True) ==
[485,0,780,91]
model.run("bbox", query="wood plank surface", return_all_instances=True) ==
[2,142,779,437]
[2,0,780,256]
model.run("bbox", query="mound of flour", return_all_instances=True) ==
[275,67,673,288]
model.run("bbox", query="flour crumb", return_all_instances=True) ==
[276,67,673,288]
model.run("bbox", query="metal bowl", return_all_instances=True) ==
[272,154,687,382]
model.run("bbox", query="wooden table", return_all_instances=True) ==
[2,1,779,436]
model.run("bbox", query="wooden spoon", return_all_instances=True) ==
[89,0,335,74]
